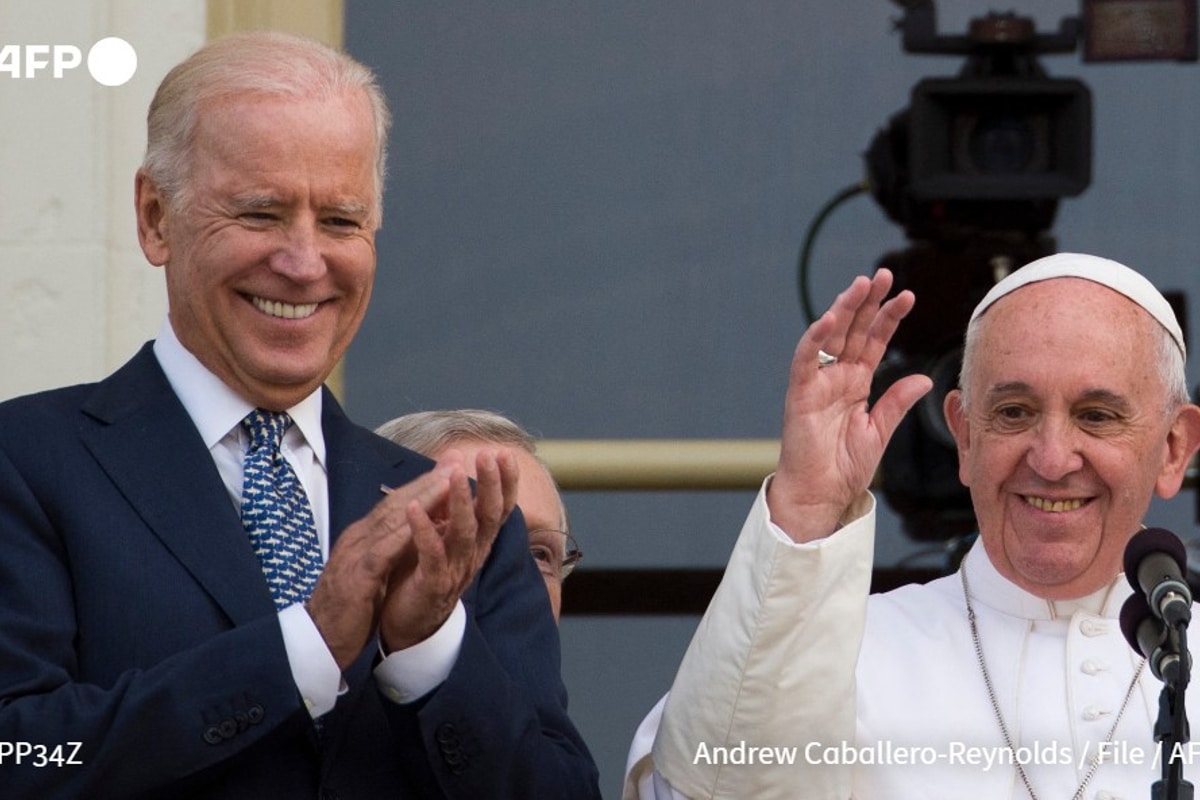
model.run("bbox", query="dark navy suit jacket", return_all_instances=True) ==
[0,344,599,799]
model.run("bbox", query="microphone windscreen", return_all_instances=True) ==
[1119,591,1154,654]
[1123,527,1187,592]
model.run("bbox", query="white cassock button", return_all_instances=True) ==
[1082,705,1110,721]
[1080,659,1109,675]
[1080,619,1108,637]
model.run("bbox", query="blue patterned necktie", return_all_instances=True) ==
[239,409,323,610]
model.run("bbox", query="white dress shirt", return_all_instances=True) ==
[153,320,464,716]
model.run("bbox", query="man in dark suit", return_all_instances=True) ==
[0,30,599,799]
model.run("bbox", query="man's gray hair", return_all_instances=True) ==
[376,409,567,531]
[376,409,539,459]
[141,30,391,221]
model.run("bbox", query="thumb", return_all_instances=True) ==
[869,373,933,445]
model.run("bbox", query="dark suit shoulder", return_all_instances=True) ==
[0,343,160,459]
[0,378,99,422]
[318,390,436,474]
[355,424,435,470]
[0,381,100,458]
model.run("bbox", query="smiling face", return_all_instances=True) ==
[136,89,379,411]
[945,278,1200,599]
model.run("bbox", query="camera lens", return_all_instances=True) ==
[967,114,1036,174]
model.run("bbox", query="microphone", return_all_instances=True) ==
[1120,591,1186,681]
[1124,527,1193,627]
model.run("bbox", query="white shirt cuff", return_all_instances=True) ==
[374,600,467,705]
[760,475,874,547]
[278,603,342,718]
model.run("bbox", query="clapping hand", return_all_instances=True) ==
[307,450,518,670]
[377,449,518,653]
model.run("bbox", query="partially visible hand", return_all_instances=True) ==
[767,268,933,542]
[378,448,519,653]
[305,462,457,671]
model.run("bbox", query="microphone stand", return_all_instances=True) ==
[1153,621,1193,800]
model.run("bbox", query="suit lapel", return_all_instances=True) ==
[321,389,426,545]
[317,392,431,761]
[78,345,275,624]
[77,352,428,627]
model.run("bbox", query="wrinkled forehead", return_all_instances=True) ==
[975,277,1160,343]
[969,252,1184,357]
[967,278,1170,404]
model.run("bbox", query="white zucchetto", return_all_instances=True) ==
[969,252,1185,358]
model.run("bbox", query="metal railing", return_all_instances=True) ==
[537,439,779,491]
[540,440,1200,614]
[539,439,1200,492]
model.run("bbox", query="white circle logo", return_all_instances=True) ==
[87,37,137,86]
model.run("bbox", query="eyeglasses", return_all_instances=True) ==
[528,529,583,581]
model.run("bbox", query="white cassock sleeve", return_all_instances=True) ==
[625,480,875,800]
[623,693,666,800]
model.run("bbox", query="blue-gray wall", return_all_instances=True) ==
[344,2,1200,794]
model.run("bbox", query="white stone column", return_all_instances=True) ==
[0,0,204,400]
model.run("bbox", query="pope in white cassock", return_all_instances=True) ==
[624,253,1200,800]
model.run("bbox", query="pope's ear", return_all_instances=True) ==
[1156,403,1200,500]
[135,169,171,267]
[944,389,971,486]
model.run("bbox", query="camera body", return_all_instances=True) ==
[868,0,1195,543]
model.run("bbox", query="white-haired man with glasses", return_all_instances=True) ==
[378,409,582,620]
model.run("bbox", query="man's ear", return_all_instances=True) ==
[135,169,171,266]
[944,389,971,487]
[1155,403,1200,499]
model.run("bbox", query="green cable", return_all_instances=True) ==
[797,180,870,324]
